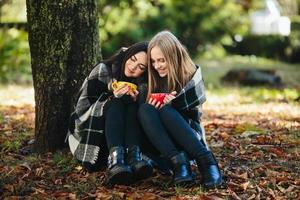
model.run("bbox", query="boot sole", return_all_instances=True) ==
[203,178,224,189]
[134,164,153,181]
[107,169,133,185]
[174,176,194,186]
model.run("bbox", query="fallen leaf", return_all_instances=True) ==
[268,147,286,157]
[210,140,224,147]
[268,189,276,198]
[20,162,31,171]
[219,132,230,140]
[141,192,160,200]
[248,194,256,200]
[55,178,62,185]
[33,187,47,195]
[230,190,242,200]
[75,165,82,171]
[68,193,76,200]
[240,181,250,191]
[238,172,248,180]
[286,185,295,192]
[96,193,112,200]
[3,184,14,193]
[205,195,224,200]
[240,131,261,137]
[276,185,286,193]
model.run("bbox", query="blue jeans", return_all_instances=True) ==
[138,103,209,159]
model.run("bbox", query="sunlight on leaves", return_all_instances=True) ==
[0,85,34,106]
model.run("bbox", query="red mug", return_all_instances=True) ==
[149,93,168,104]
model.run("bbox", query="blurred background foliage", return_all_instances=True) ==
[0,0,299,84]
[0,29,31,84]
[99,0,251,58]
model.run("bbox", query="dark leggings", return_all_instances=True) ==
[104,97,143,150]
[138,103,209,159]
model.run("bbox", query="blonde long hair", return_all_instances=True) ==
[147,31,196,99]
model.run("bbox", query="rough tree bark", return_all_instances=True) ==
[26,0,101,152]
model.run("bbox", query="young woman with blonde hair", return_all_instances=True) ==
[138,31,223,188]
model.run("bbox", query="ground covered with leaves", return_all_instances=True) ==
[0,84,299,199]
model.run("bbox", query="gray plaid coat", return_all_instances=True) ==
[66,63,113,170]
[171,65,208,148]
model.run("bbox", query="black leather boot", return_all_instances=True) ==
[196,152,223,189]
[170,152,193,185]
[106,146,133,185]
[127,145,153,181]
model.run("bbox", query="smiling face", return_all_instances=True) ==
[150,46,168,78]
[124,51,147,78]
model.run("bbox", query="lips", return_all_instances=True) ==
[157,67,166,72]
[158,69,166,75]
[128,68,134,74]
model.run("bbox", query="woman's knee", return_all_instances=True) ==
[139,103,154,115]
[138,103,157,121]
[104,98,125,115]
[159,105,177,120]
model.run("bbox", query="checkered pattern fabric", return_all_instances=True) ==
[171,65,208,146]
[67,63,112,167]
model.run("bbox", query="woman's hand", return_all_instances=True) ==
[148,97,162,109]
[163,91,177,105]
[128,89,139,102]
[148,91,177,109]
[113,83,129,98]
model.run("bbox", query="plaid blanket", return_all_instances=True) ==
[66,63,113,170]
[171,65,208,147]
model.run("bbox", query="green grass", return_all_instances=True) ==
[0,131,29,152]
[235,123,266,134]
[0,112,4,123]
[174,185,185,195]
[198,55,300,90]
[240,87,299,102]
[196,55,300,110]
[53,151,77,174]
[23,153,40,164]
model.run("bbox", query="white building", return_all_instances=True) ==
[250,0,291,36]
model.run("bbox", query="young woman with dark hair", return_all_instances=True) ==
[67,42,152,185]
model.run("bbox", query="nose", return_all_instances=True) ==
[153,62,159,69]
[130,64,137,71]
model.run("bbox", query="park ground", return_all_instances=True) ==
[0,56,300,199]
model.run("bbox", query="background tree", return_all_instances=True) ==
[26,0,101,152]
[99,0,247,58]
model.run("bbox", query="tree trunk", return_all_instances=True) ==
[26,0,101,152]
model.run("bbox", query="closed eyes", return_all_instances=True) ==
[151,58,165,64]
[138,64,146,71]
[130,55,137,62]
